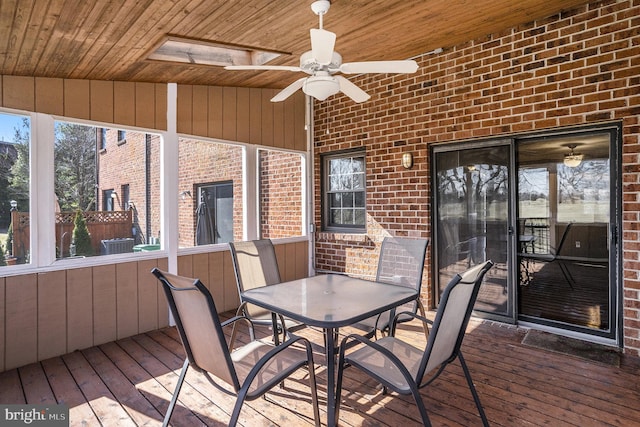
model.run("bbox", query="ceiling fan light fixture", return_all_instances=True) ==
[564,144,583,168]
[303,76,340,100]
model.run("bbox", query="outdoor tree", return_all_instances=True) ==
[7,118,30,212]
[72,210,94,256]
[55,123,97,211]
[0,143,17,229]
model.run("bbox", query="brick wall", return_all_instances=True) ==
[313,0,640,353]
[259,150,303,238]
[177,138,244,246]
[98,129,153,244]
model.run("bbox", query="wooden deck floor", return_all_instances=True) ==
[1,313,639,427]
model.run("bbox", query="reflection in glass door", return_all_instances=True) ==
[432,125,619,341]
[433,143,514,321]
[517,131,615,337]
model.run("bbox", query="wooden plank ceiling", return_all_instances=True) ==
[0,0,590,90]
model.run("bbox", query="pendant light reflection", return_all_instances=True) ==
[564,144,583,168]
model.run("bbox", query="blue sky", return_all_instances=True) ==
[0,113,26,142]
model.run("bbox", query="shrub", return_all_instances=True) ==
[72,210,94,256]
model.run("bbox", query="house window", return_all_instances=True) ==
[103,189,115,211]
[117,130,126,145]
[322,150,366,232]
[121,184,129,210]
[98,128,107,150]
[195,182,233,245]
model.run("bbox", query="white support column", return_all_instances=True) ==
[305,95,316,275]
[32,113,56,266]
[243,145,259,241]
[162,83,179,273]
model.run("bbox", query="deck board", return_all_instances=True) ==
[1,312,639,427]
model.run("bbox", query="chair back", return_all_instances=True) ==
[376,237,429,314]
[151,268,240,390]
[229,239,282,318]
[553,223,573,256]
[229,239,281,289]
[419,261,493,379]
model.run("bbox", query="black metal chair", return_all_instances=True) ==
[352,237,429,338]
[229,239,303,342]
[151,268,320,427]
[335,261,494,427]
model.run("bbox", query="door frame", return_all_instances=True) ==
[431,138,518,324]
[514,123,622,344]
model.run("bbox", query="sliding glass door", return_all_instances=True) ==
[517,129,616,338]
[433,140,515,322]
[432,124,620,341]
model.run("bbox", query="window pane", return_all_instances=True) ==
[557,160,609,222]
[0,113,30,267]
[352,157,365,173]
[342,209,353,224]
[330,193,342,208]
[343,192,354,207]
[259,149,304,239]
[54,123,160,258]
[353,172,365,190]
[323,151,366,231]
[178,137,243,248]
[331,208,342,224]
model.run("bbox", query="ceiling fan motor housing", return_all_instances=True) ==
[300,50,342,74]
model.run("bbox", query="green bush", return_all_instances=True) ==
[72,210,94,256]
[6,222,12,255]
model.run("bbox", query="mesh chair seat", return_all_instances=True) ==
[336,261,494,427]
[230,338,311,396]
[344,337,423,393]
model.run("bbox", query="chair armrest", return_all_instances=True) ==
[389,310,432,337]
[242,335,316,393]
[222,315,255,350]
[337,333,416,390]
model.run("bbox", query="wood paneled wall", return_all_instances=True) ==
[0,258,169,372]
[177,85,306,151]
[0,240,308,372]
[0,75,167,130]
[0,77,307,154]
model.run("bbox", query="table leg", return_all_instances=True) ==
[271,312,280,345]
[325,326,336,427]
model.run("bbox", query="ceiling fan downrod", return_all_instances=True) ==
[311,0,331,29]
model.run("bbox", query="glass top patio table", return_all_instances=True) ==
[241,273,419,427]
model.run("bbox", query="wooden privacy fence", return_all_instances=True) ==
[10,210,133,260]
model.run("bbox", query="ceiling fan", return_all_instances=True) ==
[224,0,419,103]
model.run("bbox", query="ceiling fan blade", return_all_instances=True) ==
[310,28,336,65]
[336,76,370,103]
[271,77,306,102]
[339,60,418,75]
[225,65,301,72]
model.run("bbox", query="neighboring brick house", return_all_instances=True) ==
[98,130,302,247]
[98,129,158,245]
